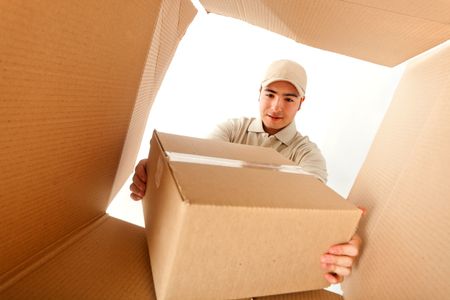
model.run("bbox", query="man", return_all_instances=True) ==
[207,59,327,183]
[130,59,362,285]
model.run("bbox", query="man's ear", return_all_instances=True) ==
[298,96,305,110]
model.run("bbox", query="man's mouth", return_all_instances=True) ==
[267,114,283,120]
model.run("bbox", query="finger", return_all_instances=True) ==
[328,234,361,257]
[135,159,148,182]
[132,173,146,191]
[324,272,344,284]
[321,254,354,267]
[130,183,144,197]
[328,243,359,257]
[130,193,142,201]
[321,263,351,277]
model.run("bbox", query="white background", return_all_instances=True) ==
[107,7,406,294]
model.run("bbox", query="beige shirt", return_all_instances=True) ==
[209,117,328,183]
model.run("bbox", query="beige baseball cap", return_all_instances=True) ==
[261,59,307,97]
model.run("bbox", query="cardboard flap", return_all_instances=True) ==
[0,0,163,278]
[170,161,357,210]
[0,216,156,299]
[0,0,195,280]
[156,131,295,165]
[199,0,450,66]
[343,43,450,298]
[109,0,196,201]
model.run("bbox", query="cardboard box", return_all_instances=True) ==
[143,131,361,299]
[1,0,449,299]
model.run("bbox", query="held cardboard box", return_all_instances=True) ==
[1,0,449,299]
[142,131,362,299]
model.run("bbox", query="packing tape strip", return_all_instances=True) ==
[166,152,312,176]
[155,155,164,189]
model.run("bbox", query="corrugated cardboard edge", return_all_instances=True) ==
[143,131,189,299]
[252,288,343,299]
[153,130,192,205]
[108,0,197,202]
[0,213,107,292]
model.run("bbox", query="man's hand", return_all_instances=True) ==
[130,159,148,201]
[320,233,362,284]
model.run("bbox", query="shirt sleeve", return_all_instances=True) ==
[297,146,328,183]
[207,119,234,142]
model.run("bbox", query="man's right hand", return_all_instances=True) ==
[130,159,148,201]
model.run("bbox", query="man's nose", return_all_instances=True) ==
[271,97,282,111]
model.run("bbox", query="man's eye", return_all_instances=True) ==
[265,93,274,98]
[285,98,294,102]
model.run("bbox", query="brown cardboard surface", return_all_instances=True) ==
[342,46,450,240]
[199,0,450,66]
[0,0,160,276]
[144,131,361,299]
[0,216,156,299]
[343,44,450,298]
[170,162,355,209]
[349,0,450,23]
[0,0,195,296]
[109,0,196,201]
[144,139,187,299]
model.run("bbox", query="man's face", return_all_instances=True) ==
[259,80,304,135]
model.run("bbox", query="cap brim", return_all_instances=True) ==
[261,78,305,97]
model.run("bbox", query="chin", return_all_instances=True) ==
[266,120,284,129]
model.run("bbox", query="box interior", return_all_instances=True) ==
[1,0,449,298]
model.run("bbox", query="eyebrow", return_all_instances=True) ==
[264,88,299,98]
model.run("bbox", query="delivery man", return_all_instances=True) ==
[129,59,362,285]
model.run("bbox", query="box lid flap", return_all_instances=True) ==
[170,161,357,211]
[199,0,450,66]
[342,42,450,298]
[0,216,156,299]
[156,131,296,166]
[0,0,195,278]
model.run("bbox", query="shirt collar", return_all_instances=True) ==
[249,118,298,145]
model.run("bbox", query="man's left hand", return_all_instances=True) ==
[320,233,362,284]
